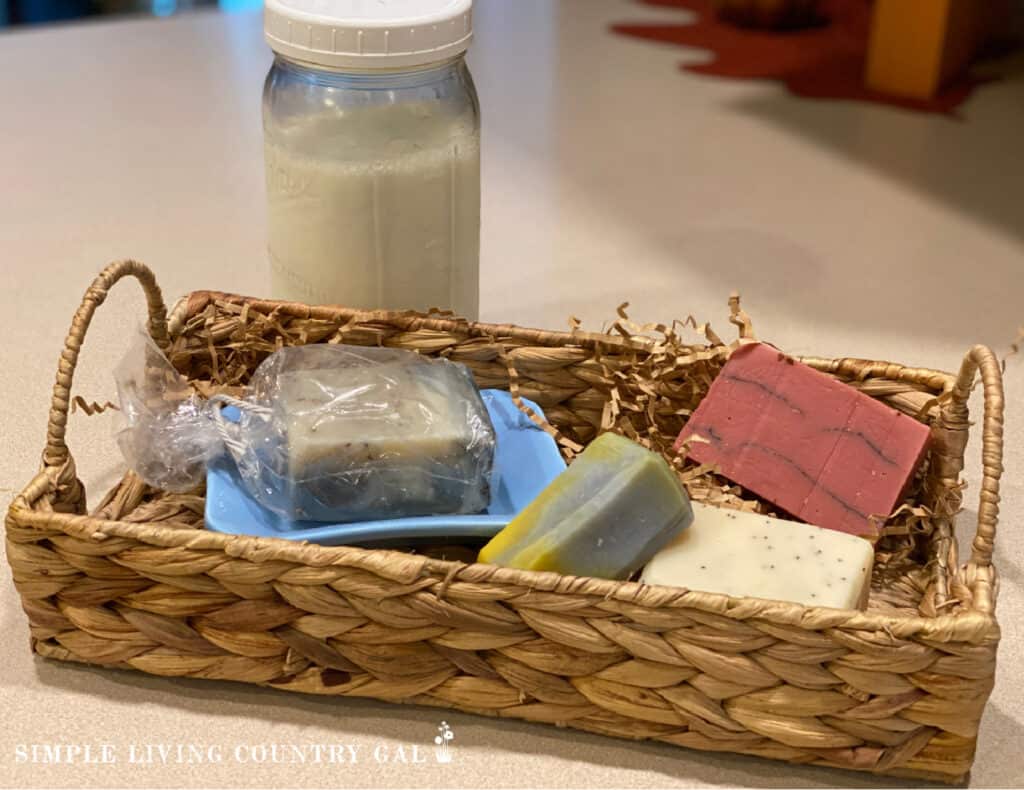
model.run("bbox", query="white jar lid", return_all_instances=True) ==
[265,0,473,70]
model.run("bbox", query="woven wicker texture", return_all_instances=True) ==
[5,262,1004,783]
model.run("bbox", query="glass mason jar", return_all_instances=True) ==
[263,0,480,318]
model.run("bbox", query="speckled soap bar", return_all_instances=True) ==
[641,502,875,609]
[274,352,494,522]
[675,342,930,537]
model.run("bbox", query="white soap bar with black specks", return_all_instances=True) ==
[640,502,874,609]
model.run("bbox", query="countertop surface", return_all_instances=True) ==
[1,1,1023,787]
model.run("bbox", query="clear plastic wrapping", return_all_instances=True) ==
[114,325,219,492]
[224,345,496,522]
[115,336,497,522]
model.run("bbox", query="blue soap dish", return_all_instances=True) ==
[204,389,566,546]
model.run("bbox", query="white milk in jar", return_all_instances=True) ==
[262,0,480,317]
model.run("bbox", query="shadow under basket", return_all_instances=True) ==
[6,261,1005,783]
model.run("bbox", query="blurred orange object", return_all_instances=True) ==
[712,0,823,29]
[866,0,1010,99]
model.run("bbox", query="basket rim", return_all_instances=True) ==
[173,291,963,388]
[7,493,1000,645]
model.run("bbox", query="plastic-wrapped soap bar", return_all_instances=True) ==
[228,345,495,522]
[478,433,693,579]
[641,502,875,609]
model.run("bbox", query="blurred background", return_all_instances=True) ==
[3,0,1022,34]
[0,0,259,26]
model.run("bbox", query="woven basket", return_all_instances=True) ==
[6,261,1005,783]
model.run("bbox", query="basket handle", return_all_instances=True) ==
[43,260,169,471]
[946,345,1005,568]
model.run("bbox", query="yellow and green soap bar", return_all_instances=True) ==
[478,432,693,580]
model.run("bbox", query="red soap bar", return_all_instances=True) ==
[675,343,930,537]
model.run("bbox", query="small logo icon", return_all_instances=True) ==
[434,721,454,764]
